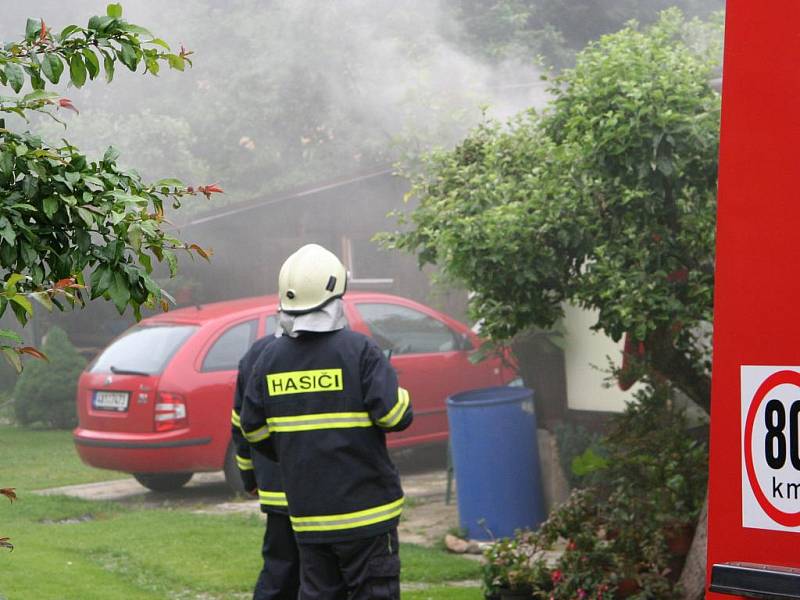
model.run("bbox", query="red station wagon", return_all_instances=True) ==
[73,292,516,491]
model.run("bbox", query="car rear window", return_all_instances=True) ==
[89,324,198,375]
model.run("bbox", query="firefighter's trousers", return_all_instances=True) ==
[297,528,400,600]
[254,512,301,600]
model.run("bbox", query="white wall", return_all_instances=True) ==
[561,304,643,413]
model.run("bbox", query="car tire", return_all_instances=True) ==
[133,472,193,492]
[223,442,247,494]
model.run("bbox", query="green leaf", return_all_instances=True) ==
[88,16,114,32]
[145,56,160,76]
[76,207,95,227]
[0,151,13,176]
[0,219,17,245]
[118,42,138,71]
[166,54,185,72]
[139,253,153,274]
[69,53,87,88]
[0,329,23,344]
[40,54,64,84]
[154,178,184,188]
[4,274,25,293]
[42,196,58,219]
[1,347,22,373]
[25,18,41,41]
[165,251,178,277]
[82,49,100,80]
[109,209,126,225]
[4,63,24,94]
[28,70,45,91]
[127,223,143,251]
[103,146,120,163]
[9,294,33,316]
[106,3,123,18]
[103,52,115,83]
[59,25,80,41]
[110,191,147,206]
[571,447,609,477]
[21,90,59,103]
[121,24,154,38]
[148,38,171,51]
[30,291,54,312]
[89,265,114,298]
[82,175,105,191]
[109,271,131,314]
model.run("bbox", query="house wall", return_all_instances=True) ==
[561,304,644,413]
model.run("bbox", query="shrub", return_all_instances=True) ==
[483,381,707,599]
[13,327,86,429]
[554,423,607,489]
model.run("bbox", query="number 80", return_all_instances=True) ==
[765,399,800,470]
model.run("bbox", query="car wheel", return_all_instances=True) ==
[133,472,193,492]
[223,442,247,494]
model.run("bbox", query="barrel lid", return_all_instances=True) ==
[446,385,533,408]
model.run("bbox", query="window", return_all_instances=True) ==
[356,303,461,355]
[89,325,198,375]
[202,320,257,372]
[264,315,277,337]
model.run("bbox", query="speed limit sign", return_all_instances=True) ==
[742,366,800,531]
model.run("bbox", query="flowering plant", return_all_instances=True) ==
[482,529,553,598]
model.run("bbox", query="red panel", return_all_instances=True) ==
[708,0,800,594]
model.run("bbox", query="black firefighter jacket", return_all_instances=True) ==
[240,328,413,543]
[231,335,288,515]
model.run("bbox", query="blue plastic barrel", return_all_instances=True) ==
[446,386,545,540]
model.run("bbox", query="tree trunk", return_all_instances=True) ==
[646,328,711,414]
[679,490,708,600]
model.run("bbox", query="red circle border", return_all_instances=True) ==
[744,369,800,527]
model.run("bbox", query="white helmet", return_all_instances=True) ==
[278,244,348,314]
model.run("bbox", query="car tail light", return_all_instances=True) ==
[154,392,187,432]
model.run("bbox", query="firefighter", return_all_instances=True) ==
[240,243,413,600]
[232,334,300,600]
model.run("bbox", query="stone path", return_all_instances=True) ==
[37,468,461,547]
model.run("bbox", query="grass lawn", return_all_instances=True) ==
[0,425,125,491]
[0,423,483,599]
[405,588,482,600]
[1,495,483,599]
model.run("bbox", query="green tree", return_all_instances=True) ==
[383,10,720,596]
[385,9,720,412]
[13,327,85,429]
[450,0,724,67]
[0,4,217,368]
[0,3,219,552]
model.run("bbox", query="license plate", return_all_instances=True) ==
[93,391,129,412]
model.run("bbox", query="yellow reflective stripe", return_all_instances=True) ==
[258,490,288,506]
[290,497,404,532]
[377,387,410,428]
[267,369,344,396]
[243,424,270,443]
[236,455,253,470]
[231,410,241,427]
[267,412,372,433]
